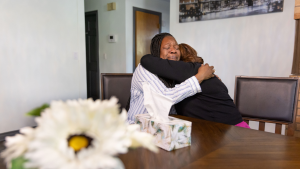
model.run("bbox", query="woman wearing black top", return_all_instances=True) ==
[141,42,249,128]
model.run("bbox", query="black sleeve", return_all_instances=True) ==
[140,54,201,83]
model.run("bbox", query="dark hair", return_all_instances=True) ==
[150,33,173,57]
[179,43,204,64]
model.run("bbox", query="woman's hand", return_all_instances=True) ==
[194,63,215,83]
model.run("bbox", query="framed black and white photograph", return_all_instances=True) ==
[179,0,284,23]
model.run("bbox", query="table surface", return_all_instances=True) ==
[0,115,300,169]
[118,115,300,169]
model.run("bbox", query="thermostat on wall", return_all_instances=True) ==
[108,34,117,43]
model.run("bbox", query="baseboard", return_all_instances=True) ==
[0,130,20,142]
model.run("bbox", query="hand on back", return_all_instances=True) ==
[195,63,215,83]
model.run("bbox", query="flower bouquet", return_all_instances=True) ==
[1,97,158,169]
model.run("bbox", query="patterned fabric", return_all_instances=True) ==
[127,64,201,124]
[135,114,192,151]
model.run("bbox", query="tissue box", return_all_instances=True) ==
[135,114,192,151]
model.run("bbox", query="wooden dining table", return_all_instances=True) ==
[118,115,300,169]
[0,115,300,169]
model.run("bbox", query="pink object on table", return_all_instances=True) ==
[235,121,251,129]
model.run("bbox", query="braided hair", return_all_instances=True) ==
[150,33,173,58]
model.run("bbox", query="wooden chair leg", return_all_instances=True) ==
[286,123,295,136]
[244,120,249,125]
[275,123,282,135]
[259,121,265,131]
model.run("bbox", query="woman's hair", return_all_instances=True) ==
[150,33,173,57]
[179,43,204,64]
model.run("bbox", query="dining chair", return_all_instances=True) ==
[234,76,300,136]
[101,73,133,111]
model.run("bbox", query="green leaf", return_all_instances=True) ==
[11,156,27,169]
[26,103,49,117]
[11,156,37,169]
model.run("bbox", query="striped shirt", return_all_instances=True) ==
[127,64,202,124]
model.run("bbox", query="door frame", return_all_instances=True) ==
[85,10,100,99]
[133,7,162,72]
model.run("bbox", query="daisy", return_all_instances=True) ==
[1,127,35,164]
[2,97,157,169]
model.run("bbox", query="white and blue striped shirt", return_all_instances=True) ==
[127,64,201,124]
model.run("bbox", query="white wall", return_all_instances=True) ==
[125,0,170,73]
[0,0,86,133]
[85,0,127,74]
[170,0,295,134]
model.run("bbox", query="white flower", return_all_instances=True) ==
[1,127,35,165]
[126,124,158,153]
[2,97,157,169]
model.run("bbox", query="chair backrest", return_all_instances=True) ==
[234,76,299,136]
[101,73,133,110]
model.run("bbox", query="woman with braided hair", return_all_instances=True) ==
[126,33,215,124]
[140,33,250,128]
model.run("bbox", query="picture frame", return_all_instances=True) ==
[179,0,284,23]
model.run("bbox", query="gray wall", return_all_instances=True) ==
[0,0,86,133]
[85,0,170,74]
[85,0,127,74]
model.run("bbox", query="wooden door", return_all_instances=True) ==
[134,8,161,69]
[85,11,99,100]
